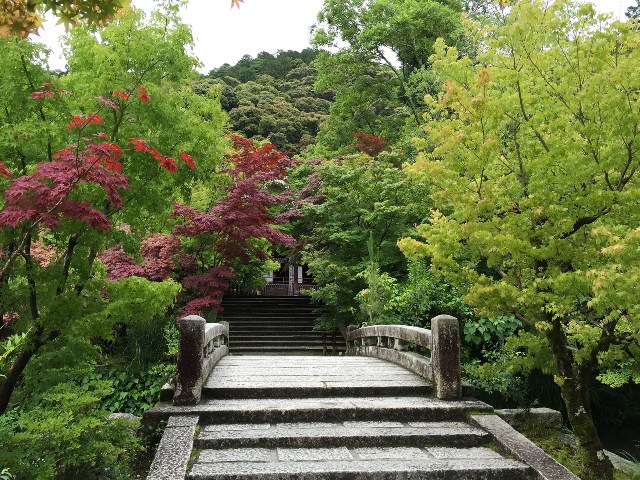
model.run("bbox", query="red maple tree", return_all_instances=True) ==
[173,135,297,315]
[352,131,386,157]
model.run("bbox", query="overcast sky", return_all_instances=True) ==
[36,0,634,74]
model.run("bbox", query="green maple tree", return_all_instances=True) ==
[399,2,640,479]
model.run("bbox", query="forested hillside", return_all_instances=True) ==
[200,49,333,154]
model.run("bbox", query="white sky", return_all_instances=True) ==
[36,0,634,74]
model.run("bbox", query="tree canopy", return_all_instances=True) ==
[399,2,640,478]
[204,50,332,153]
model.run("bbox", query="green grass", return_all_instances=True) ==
[518,425,639,480]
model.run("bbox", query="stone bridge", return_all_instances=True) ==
[144,315,580,480]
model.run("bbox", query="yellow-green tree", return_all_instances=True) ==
[399,2,640,479]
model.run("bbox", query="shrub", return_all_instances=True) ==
[0,381,141,480]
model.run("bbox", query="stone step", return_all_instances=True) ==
[146,396,492,424]
[219,316,318,322]
[230,330,322,342]
[221,307,318,312]
[222,296,313,300]
[223,318,318,324]
[202,384,430,399]
[195,420,489,449]
[188,447,530,480]
[203,355,428,398]
[228,349,330,355]
[230,329,322,335]
[229,335,322,348]
[229,346,329,354]
[228,326,319,332]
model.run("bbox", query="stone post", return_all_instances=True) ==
[174,315,206,405]
[431,315,462,399]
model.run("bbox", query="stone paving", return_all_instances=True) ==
[197,420,489,449]
[146,355,580,479]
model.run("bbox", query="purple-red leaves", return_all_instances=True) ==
[31,91,55,99]
[95,96,119,110]
[173,136,297,316]
[0,141,128,231]
[31,83,71,99]
[352,131,386,157]
[99,234,182,281]
[178,266,234,316]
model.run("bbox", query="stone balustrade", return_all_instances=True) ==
[346,315,461,399]
[173,315,229,405]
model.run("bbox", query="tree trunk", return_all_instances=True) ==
[547,321,614,480]
[0,328,57,416]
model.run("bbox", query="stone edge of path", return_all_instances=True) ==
[146,415,199,480]
[469,413,581,480]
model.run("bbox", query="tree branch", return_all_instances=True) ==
[560,207,611,239]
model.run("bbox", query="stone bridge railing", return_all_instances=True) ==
[173,316,229,405]
[346,315,461,400]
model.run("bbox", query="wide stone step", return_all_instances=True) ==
[224,318,318,324]
[203,384,429,399]
[222,310,318,313]
[228,325,318,331]
[229,347,329,355]
[230,335,324,342]
[146,396,492,424]
[224,316,318,319]
[229,335,322,348]
[188,447,530,480]
[195,420,489,449]
[230,329,321,335]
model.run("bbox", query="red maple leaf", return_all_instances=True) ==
[67,113,103,130]
[113,91,130,100]
[180,150,196,170]
[160,156,178,173]
[0,161,11,178]
[138,86,150,102]
[129,138,179,173]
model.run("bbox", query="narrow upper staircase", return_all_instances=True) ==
[219,296,337,355]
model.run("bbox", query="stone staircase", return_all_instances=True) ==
[148,356,538,479]
[219,296,339,355]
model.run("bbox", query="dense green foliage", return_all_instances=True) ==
[310,0,465,156]
[204,49,332,153]
[0,5,225,477]
[290,152,431,329]
[399,2,640,477]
